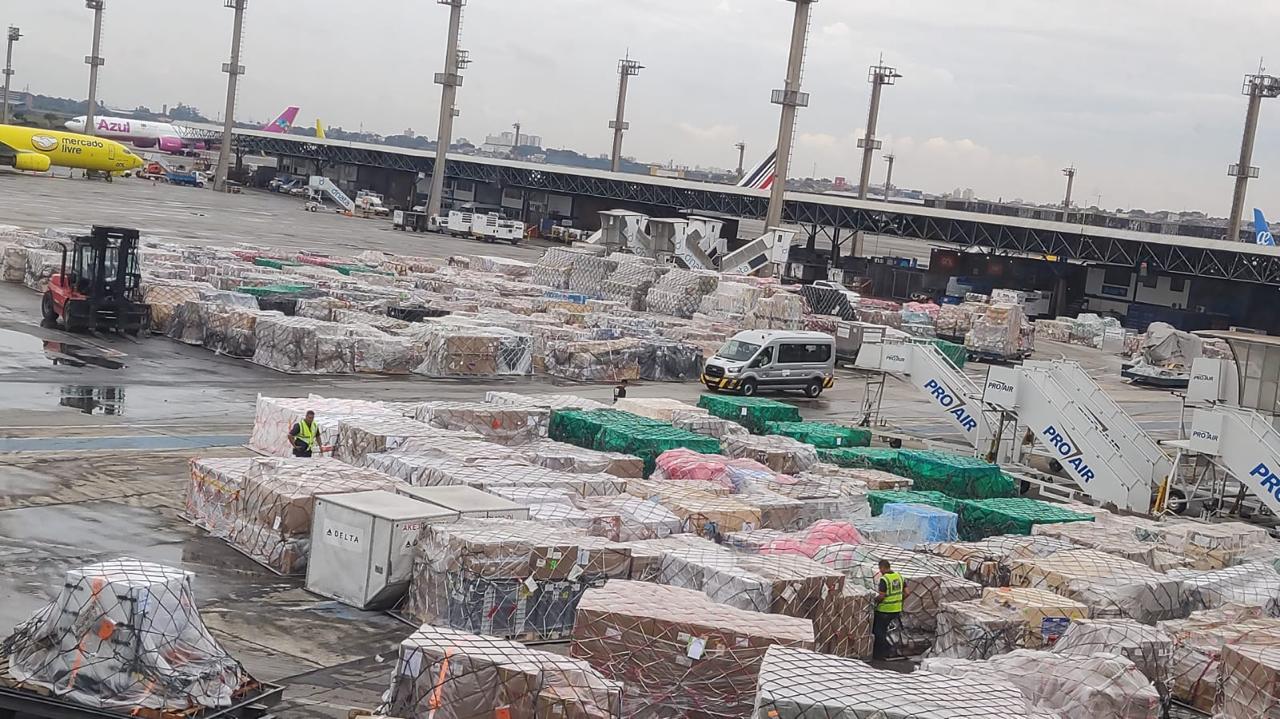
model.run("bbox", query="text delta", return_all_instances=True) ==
[1042,425,1097,483]
[1250,462,1280,501]
[922,378,978,433]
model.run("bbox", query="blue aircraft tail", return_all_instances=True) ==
[1255,208,1276,246]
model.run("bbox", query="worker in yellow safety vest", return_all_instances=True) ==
[872,558,907,660]
[288,410,319,458]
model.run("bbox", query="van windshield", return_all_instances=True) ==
[715,339,761,362]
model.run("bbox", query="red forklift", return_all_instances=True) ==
[41,226,151,334]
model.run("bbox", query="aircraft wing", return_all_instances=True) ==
[0,136,19,162]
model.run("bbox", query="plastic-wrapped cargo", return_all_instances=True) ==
[599,256,660,311]
[869,489,959,515]
[614,397,705,423]
[413,400,550,445]
[643,268,719,318]
[737,520,864,558]
[752,474,871,526]
[405,519,632,642]
[549,408,721,476]
[1051,618,1174,704]
[1035,318,1073,343]
[815,446,902,472]
[202,305,277,359]
[965,302,1025,357]
[0,243,27,282]
[881,502,959,543]
[628,481,762,534]
[1157,606,1280,713]
[2,560,257,714]
[929,586,1089,659]
[670,411,751,440]
[485,390,609,412]
[651,448,782,491]
[721,434,818,474]
[957,497,1094,541]
[1217,643,1280,719]
[744,292,806,331]
[1167,561,1280,615]
[412,324,535,378]
[1009,549,1188,623]
[1137,519,1271,570]
[517,439,644,478]
[805,462,912,491]
[186,457,254,533]
[638,338,705,381]
[922,535,1078,586]
[922,649,1161,719]
[142,282,210,333]
[1031,516,1187,571]
[333,415,482,465]
[378,624,623,719]
[752,645,1037,719]
[696,394,802,433]
[248,395,401,457]
[570,580,813,718]
[544,338,646,382]
[251,315,388,374]
[22,247,59,291]
[762,421,871,449]
[895,449,1015,499]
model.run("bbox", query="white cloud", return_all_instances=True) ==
[822,21,851,37]
[677,122,738,141]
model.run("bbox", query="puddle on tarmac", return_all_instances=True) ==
[0,327,127,371]
[59,385,125,415]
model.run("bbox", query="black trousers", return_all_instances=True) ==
[291,443,312,458]
[872,610,901,659]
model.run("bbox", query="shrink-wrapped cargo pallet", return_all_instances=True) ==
[225,457,396,573]
[628,481,762,534]
[696,394,801,433]
[1052,618,1174,705]
[651,448,782,492]
[1035,318,1074,343]
[485,390,608,412]
[762,421,871,449]
[1217,643,1280,719]
[378,625,623,719]
[880,502,959,543]
[671,411,751,440]
[643,268,719,318]
[530,246,582,289]
[1157,606,1280,713]
[804,462,912,490]
[965,302,1025,357]
[565,252,613,298]
[721,434,818,474]
[922,650,1162,719]
[413,324,534,378]
[815,446,902,472]
[928,586,1088,660]
[1010,549,1188,623]
[361,450,528,485]
[247,394,399,456]
[570,580,813,718]
[22,247,59,292]
[957,497,1094,541]
[186,456,254,533]
[1168,560,1280,615]
[730,520,863,558]
[251,315,386,374]
[753,645,1036,719]
[405,519,631,642]
[517,439,644,478]
[1,243,27,282]
[2,560,257,714]
[894,449,1015,499]
[922,534,1077,586]
[1031,516,1188,572]
[142,281,210,333]
[1137,519,1271,570]
[744,292,805,330]
[868,489,959,515]
[798,284,857,320]
[599,257,660,311]
[544,338,646,382]
[414,400,550,445]
[203,305,276,358]
[639,338,705,381]
[615,397,706,423]
[410,459,627,497]
[333,415,482,465]
[549,409,721,476]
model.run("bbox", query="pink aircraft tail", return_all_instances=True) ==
[262,106,300,133]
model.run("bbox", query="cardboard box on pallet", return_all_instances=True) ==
[186,456,254,534]
[379,624,623,719]
[1218,643,1280,719]
[570,580,813,718]
[1157,606,1280,713]
[414,400,551,445]
[922,535,1078,586]
[1009,549,1187,624]
[928,587,1089,660]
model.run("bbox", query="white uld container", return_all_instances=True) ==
[395,484,531,519]
[306,490,457,610]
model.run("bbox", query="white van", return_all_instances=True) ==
[702,330,836,398]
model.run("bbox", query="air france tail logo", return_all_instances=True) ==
[1043,425,1096,483]
[1249,463,1280,501]
[923,378,979,434]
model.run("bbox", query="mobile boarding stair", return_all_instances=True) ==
[586,209,792,276]
[306,176,355,214]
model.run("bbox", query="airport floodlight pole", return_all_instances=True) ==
[1061,165,1076,220]
[609,56,643,173]
[84,1,105,136]
[512,121,521,154]
[1227,72,1280,242]
[427,0,467,219]
[2,27,20,126]
[213,0,247,193]
[883,153,895,201]
[766,0,815,228]
[857,61,901,200]
[735,141,746,179]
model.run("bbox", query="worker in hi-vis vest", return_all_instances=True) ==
[288,410,319,458]
[872,558,907,660]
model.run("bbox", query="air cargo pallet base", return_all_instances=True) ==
[0,655,284,719]
[965,349,1030,365]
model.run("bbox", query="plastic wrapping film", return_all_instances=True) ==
[406,459,627,497]
[404,519,631,642]
[1156,606,1280,713]
[743,292,806,331]
[186,457,254,534]
[599,257,660,311]
[1035,318,1074,343]
[625,479,760,535]
[880,502,959,544]
[204,306,278,359]
[549,408,722,476]
[333,415,483,465]
[23,248,60,292]
[1,560,256,714]
[644,268,720,319]
[753,645,1038,719]
[615,397,706,423]
[893,449,1015,499]
[412,323,535,378]
[957,497,1094,541]
[927,586,1089,660]
[696,394,802,433]
[936,302,986,339]
[1218,643,1280,719]
[569,579,814,718]
[1009,548,1188,624]
[531,247,583,289]
[761,421,871,449]
[804,462,913,491]
[251,315,388,374]
[869,489,960,515]
[470,255,536,278]
[544,338,646,382]
[247,395,400,457]
[1031,516,1191,572]
[921,535,1079,587]
[377,624,623,719]
[798,285,857,320]
[1,243,28,282]
[720,434,819,475]
[965,302,1025,357]
[1167,560,1280,615]
[142,282,211,333]
[485,391,609,412]
[1136,519,1272,570]
[565,253,614,298]
[518,439,644,478]
[224,457,396,574]
[414,400,550,445]
[638,339,705,381]
[1051,618,1174,708]
[730,520,863,559]
[670,411,751,440]
[752,473,871,526]
[651,448,781,492]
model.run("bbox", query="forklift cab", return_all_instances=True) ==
[43,226,150,334]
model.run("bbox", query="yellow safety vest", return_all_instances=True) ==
[296,420,318,450]
[877,572,904,613]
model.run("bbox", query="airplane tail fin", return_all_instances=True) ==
[737,150,777,190]
[262,106,300,133]
[315,119,326,140]
[1255,208,1275,246]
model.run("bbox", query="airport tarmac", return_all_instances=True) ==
[0,176,1191,718]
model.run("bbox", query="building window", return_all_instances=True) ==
[1170,276,1186,293]
[1142,273,1159,289]
[1102,266,1131,287]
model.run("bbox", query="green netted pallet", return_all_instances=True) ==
[931,339,967,369]
[252,258,300,270]
[894,449,1015,500]
[868,490,959,515]
[764,421,871,449]
[335,264,395,277]
[957,497,1094,541]
[697,394,802,433]
[816,447,902,472]
[236,283,313,297]
[548,409,717,475]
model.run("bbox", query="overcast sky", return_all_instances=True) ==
[6,0,1280,213]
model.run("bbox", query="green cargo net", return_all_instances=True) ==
[868,490,960,516]
[763,421,871,449]
[235,283,314,297]
[549,409,719,475]
[817,447,902,472]
[894,449,1015,500]
[956,497,1094,541]
[931,338,967,370]
[251,258,300,270]
[696,394,802,433]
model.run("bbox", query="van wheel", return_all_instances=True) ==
[804,379,824,399]
[740,379,758,397]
